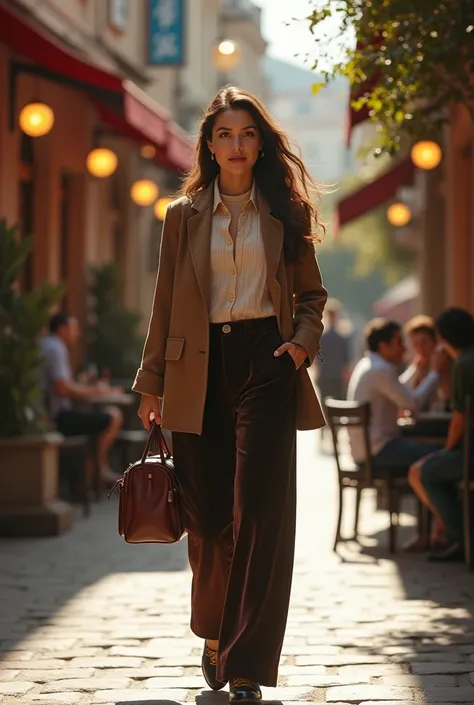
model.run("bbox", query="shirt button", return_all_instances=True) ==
[229,295,235,302]
[231,269,236,275]
[227,240,232,246]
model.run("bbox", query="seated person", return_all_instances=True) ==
[41,312,123,485]
[408,307,474,563]
[402,314,451,410]
[347,318,444,476]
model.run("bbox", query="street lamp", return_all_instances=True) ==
[130,179,159,206]
[86,148,118,178]
[19,102,54,137]
[387,202,412,227]
[410,141,442,170]
[212,39,241,72]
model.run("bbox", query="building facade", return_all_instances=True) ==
[0,0,268,355]
[264,57,349,184]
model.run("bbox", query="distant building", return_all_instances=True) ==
[264,57,350,183]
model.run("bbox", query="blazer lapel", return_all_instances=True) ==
[187,185,213,313]
[258,191,284,316]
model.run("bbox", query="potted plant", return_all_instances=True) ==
[0,218,73,536]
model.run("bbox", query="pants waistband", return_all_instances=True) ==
[209,316,277,336]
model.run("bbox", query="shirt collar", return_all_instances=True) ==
[212,178,258,213]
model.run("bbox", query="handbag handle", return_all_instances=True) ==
[141,421,170,464]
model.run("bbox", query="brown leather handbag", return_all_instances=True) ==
[109,423,185,543]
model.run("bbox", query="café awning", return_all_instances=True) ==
[1,3,191,171]
[336,157,415,228]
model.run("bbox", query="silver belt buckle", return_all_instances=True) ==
[222,324,231,334]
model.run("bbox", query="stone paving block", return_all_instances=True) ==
[0,672,19,681]
[422,688,474,702]
[398,652,464,662]
[0,660,66,670]
[154,656,199,667]
[325,685,413,701]
[411,662,474,674]
[109,645,193,659]
[285,674,368,687]
[40,677,132,693]
[337,665,405,677]
[16,694,84,703]
[260,686,317,701]
[0,681,36,695]
[278,665,326,676]
[69,657,143,668]
[92,667,185,679]
[378,674,457,687]
[91,689,189,703]
[295,654,389,667]
[38,649,102,659]
[0,650,35,661]
[144,676,206,688]
[7,640,77,651]
[20,668,95,681]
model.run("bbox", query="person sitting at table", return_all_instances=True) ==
[347,318,445,479]
[402,314,451,410]
[41,312,123,485]
[408,307,474,563]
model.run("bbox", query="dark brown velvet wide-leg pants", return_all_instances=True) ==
[172,316,297,687]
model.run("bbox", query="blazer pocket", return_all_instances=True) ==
[164,337,185,361]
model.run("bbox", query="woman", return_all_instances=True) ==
[133,86,327,702]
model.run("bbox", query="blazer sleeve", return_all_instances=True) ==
[132,204,180,397]
[290,239,328,366]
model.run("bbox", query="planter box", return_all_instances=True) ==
[0,432,74,536]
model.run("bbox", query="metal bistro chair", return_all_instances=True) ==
[325,399,410,553]
[462,395,474,570]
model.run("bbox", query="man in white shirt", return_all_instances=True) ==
[41,313,123,485]
[347,318,443,474]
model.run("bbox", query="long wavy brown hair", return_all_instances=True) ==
[179,86,324,263]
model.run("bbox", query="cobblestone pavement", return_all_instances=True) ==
[1,430,474,705]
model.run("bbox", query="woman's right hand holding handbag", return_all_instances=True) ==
[138,394,162,429]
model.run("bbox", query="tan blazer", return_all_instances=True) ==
[132,183,328,434]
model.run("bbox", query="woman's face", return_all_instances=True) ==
[207,108,262,177]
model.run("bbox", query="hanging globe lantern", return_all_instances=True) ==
[140,144,156,159]
[19,102,54,137]
[154,197,173,221]
[387,202,412,227]
[130,179,159,206]
[410,140,442,170]
[86,148,118,178]
[212,39,241,72]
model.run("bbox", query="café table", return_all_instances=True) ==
[398,410,451,443]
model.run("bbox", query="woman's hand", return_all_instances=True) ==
[274,342,308,370]
[138,394,162,429]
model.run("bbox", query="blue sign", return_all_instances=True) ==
[148,0,185,66]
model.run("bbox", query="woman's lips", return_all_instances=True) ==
[229,156,246,162]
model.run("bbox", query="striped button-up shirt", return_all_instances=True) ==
[209,179,275,323]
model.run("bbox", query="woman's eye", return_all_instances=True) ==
[219,132,230,138]
[244,131,256,138]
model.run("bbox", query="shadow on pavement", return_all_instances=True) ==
[332,489,474,704]
[0,495,189,654]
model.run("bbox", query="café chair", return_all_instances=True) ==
[325,399,412,553]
